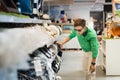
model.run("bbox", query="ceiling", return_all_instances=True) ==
[74,0,96,2]
[44,0,73,5]
[90,0,105,11]
[73,0,105,11]
[44,0,105,11]
[74,0,105,3]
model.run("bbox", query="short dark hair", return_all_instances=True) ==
[74,18,86,28]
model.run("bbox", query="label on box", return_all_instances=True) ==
[33,58,42,76]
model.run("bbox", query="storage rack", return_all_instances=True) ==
[0,9,63,80]
[100,38,120,75]
[0,15,62,80]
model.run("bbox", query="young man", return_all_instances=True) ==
[58,18,99,80]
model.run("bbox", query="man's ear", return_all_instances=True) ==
[73,19,77,22]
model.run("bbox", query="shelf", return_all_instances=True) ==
[100,39,120,75]
[50,23,74,26]
[101,55,106,71]
[0,15,51,24]
[100,47,106,57]
[103,64,106,69]
[101,64,106,71]
[0,27,59,55]
[104,2,112,5]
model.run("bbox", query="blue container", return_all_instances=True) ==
[18,0,32,14]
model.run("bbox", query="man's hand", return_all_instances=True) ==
[89,64,95,73]
[56,42,63,49]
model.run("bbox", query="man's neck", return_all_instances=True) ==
[82,27,88,36]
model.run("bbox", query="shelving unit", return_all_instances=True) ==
[0,0,63,79]
[0,12,62,80]
[100,38,120,75]
[100,39,106,71]
[0,15,51,24]
[100,47,106,71]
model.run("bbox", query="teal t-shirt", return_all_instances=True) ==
[69,27,99,58]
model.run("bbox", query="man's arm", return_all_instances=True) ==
[89,37,99,73]
[57,37,70,49]
[90,37,99,61]
[60,37,70,45]
[58,29,76,48]
[91,58,96,64]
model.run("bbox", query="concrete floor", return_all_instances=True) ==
[58,51,120,80]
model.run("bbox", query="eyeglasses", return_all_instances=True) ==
[74,29,82,32]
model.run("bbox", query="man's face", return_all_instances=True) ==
[74,26,85,35]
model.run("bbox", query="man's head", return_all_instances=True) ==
[74,18,86,34]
